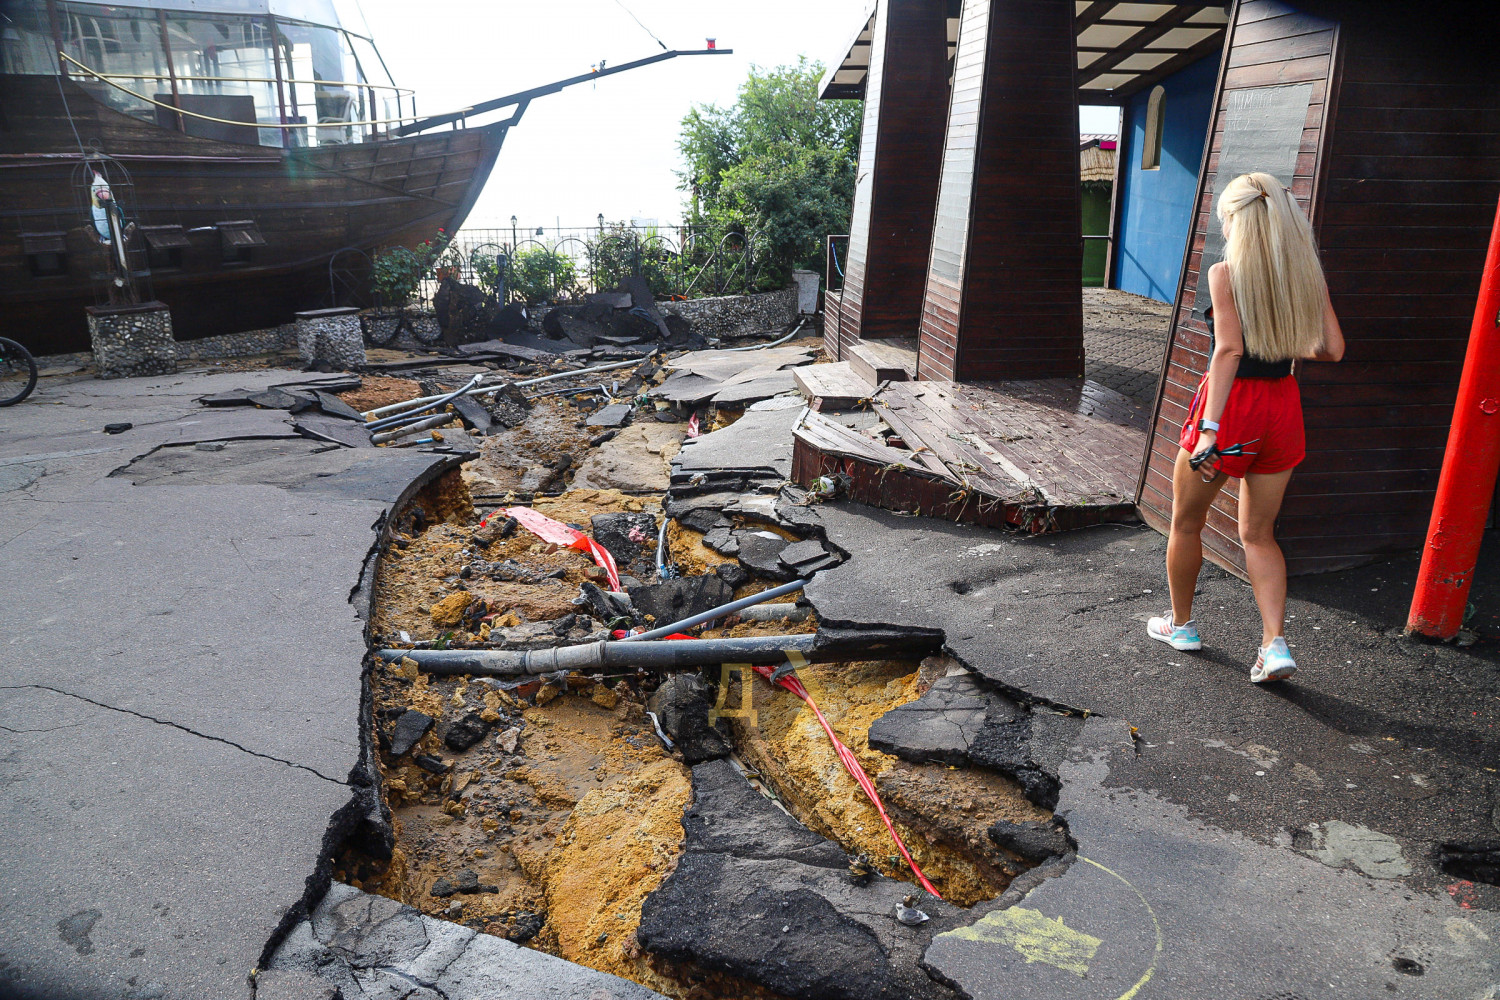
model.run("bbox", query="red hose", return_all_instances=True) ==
[751,664,942,898]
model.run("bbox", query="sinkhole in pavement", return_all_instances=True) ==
[341,447,1057,1000]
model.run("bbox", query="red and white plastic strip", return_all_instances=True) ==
[751,661,942,898]
[487,506,622,593]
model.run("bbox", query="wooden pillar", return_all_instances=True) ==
[837,0,951,357]
[917,0,1082,382]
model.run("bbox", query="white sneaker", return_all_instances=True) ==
[1251,637,1297,683]
[1147,614,1202,651]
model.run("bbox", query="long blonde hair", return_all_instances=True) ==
[1217,172,1327,360]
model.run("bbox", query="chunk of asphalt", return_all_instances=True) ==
[664,492,739,521]
[966,712,1083,811]
[987,819,1073,862]
[646,674,732,765]
[736,531,796,581]
[450,394,494,434]
[103,422,133,435]
[314,391,366,422]
[486,383,532,430]
[636,759,961,1000]
[702,527,740,556]
[389,709,435,757]
[587,403,633,429]
[413,754,449,774]
[677,507,731,534]
[293,413,375,449]
[248,388,315,412]
[778,539,839,574]
[714,562,750,588]
[628,575,734,628]
[444,712,492,752]
[867,673,1011,767]
[1436,841,1500,886]
[198,388,260,407]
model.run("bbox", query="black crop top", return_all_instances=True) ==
[1204,307,1294,379]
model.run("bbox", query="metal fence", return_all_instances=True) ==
[329,223,775,313]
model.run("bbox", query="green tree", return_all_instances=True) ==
[678,58,861,287]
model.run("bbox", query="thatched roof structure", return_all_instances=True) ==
[1080,134,1117,185]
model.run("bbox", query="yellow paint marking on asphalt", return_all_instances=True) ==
[941,906,1102,977]
[1079,856,1165,1000]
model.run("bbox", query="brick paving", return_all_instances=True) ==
[1082,287,1175,405]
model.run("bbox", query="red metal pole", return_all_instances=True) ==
[1407,193,1500,639]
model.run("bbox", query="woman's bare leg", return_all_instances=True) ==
[1237,468,1295,646]
[1167,448,1230,626]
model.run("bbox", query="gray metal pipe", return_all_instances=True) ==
[366,374,483,431]
[377,633,817,677]
[362,355,654,420]
[620,577,809,641]
[371,412,451,444]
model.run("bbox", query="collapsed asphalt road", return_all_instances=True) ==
[5,350,1498,1000]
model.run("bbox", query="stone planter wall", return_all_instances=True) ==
[175,324,298,360]
[295,307,366,369]
[86,302,178,379]
[360,309,445,351]
[661,287,798,339]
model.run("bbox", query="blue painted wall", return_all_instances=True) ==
[1113,54,1219,303]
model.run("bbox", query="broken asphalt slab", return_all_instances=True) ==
[672,403,804,482]
[0,369,460,999]
[638,758,964,1000]
[796,500,1500,997]
[258,881,667,999]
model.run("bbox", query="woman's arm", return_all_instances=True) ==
[1197,263,1244,454]
[1308,286,1345,362]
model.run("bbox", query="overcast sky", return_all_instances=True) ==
[356,0,1122,233]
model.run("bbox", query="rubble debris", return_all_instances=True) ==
[672,404,803,484]
[247,387,315,412]
[445,711,493,751]
[571,423,685,493]
[261,882,667,1000]
[637,759,962,1000]
[103,422,132,434]
[590,511,660,576]
[736,531,796,581]
[987,819,1073,862]
[587,403,633,429]
[778,539,840,574]
[645,674,732,764]
[390,708,435,757]
[451,394,494,434]
[627,576,733,628]
[293,412,374,448]
[1436,841,1499,886]
[314,390,365,422]
[867,673,1009,767]
[895,897,930,926]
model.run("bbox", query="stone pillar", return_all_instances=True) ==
[838,0,951,354]
[294,307,367,370]
[917,0,1082,381]
[86,302,178,379]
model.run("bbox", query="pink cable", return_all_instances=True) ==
[751,664,942,899]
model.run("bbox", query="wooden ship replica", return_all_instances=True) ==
[0,0,723,354]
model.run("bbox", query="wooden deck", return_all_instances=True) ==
[793,370,1148,531]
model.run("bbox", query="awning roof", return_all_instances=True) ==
[819,1,1229,103]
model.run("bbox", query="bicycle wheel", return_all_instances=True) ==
[0,337,38,406]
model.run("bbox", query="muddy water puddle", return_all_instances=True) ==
[349,469,1050,999]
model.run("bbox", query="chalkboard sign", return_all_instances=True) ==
[1192,83,1315,316]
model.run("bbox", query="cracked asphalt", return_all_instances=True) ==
[0,369,454,1000]
[802,503,1500,998]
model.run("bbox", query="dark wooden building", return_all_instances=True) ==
[814,0,1500,578]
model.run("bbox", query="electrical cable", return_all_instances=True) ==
[611,0,669,51]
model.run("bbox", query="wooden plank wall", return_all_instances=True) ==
[837,0,950,356]
[1280,3,1500,573]
[1140,0,1500,577]
[916,0,1081,381]
[1138,0,1337,576]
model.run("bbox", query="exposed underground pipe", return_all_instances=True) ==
[366,374,483,431]
[740,603,809,623]
[378,634,818,676]
[371,412,451,444]
[721,317,807,353]
[620,577,809,641]
[362,355,655,420]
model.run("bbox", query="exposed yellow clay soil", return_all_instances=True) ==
[725,659,1050,907]
[338,376,422,413]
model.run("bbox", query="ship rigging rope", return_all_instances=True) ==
[611,0,669,51]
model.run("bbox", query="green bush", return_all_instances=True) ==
[510,247,577,304]
[370,229,449,309]
[586,224,677,297]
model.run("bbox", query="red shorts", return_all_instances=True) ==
[1179,373,1304,478]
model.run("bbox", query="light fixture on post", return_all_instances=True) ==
[510,215,517,249]
[597,213,605,234]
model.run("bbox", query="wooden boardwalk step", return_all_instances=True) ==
[793,362,876,411]
[846,338,919,385]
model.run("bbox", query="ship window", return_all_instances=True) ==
[21,232,69,277]
[146,246,184,271]
[141,225,189,271]
[217,220,264,265]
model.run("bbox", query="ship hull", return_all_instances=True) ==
[0,75,504,355]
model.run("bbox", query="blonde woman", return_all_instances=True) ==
[1148,172,1345,683]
